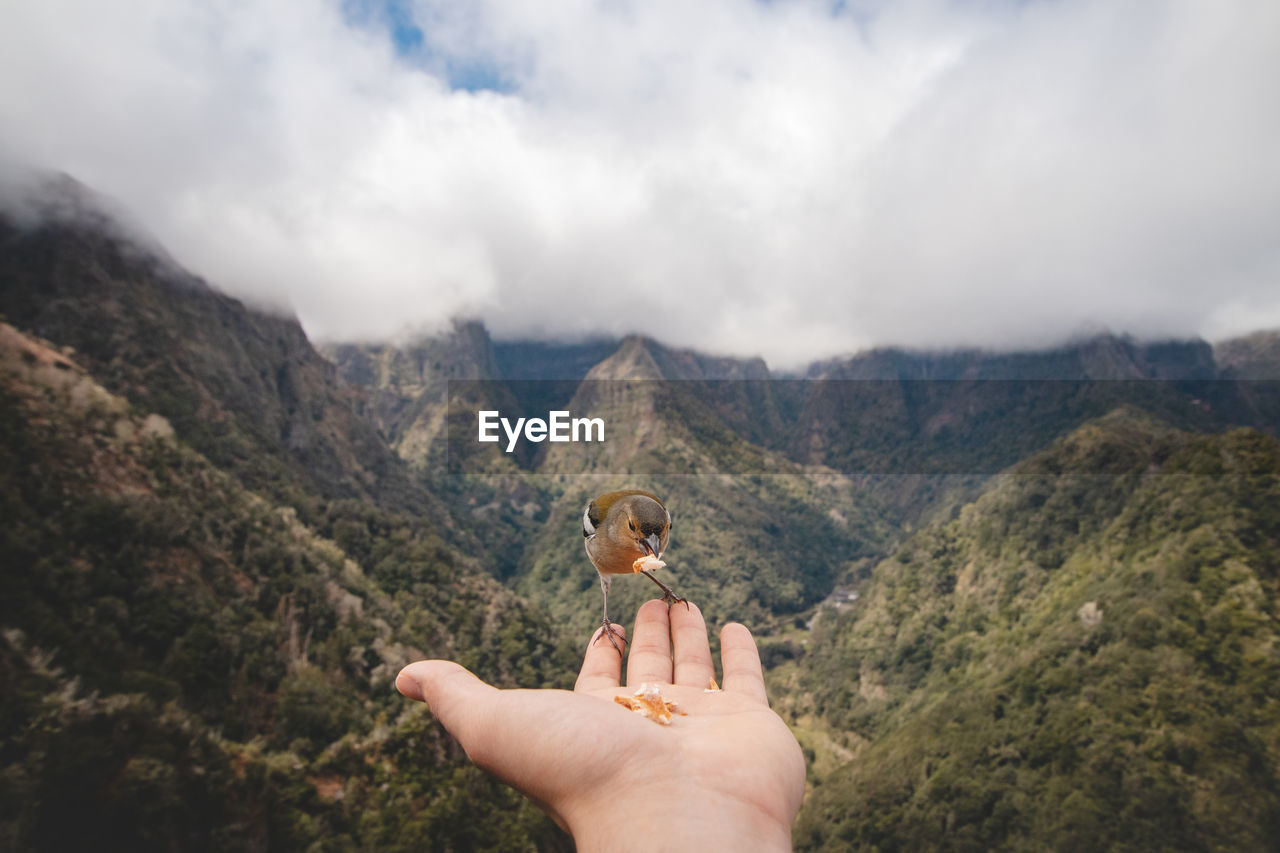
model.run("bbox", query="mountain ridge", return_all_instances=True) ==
[0,181,422,514]
[5,171,1280,850]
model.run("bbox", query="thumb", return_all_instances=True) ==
[397,660,499,745]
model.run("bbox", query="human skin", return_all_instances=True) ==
[396,599,806,852]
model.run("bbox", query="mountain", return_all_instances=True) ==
[0,175,580,849]
[1216,330,1280,379]
[326,311,1280,644]
[7,172,1280,850]
[786,410,1280,850]
[0,174,420,514]
[327,319,1277,493]
[0,320,575,850]
[323,327,894,630]
[321,319,512,468]
[492,337,622,380]
[791,335,1240,474]
[504,336,895,632]
[324,331,788,466]
[803,334,1219,381]
[783,334,1280,532]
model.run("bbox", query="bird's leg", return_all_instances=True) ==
[640,570,690,609]
[596,573,625,655]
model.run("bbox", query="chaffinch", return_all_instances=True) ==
[582,489,688,653]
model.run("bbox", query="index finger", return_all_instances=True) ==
[719,622,769,705]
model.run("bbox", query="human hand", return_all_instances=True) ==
[396,599,806,852]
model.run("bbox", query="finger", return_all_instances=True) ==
[670,602,715,688]
[575,624,627,692]
[625,599,674,686]
[720,623,769,705]
[397,660,500,746]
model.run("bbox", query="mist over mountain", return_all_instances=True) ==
[1216,329,1280,380]
[3,176,1280,848]
[6,2,1279,366]
[0,174,421,513]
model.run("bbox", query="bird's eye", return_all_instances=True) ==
[628,520,636,532]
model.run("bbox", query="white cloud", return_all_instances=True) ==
[2,0,1277,368]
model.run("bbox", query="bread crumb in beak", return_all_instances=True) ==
[632,555,666,574]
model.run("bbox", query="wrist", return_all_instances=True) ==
[565,788,793,852]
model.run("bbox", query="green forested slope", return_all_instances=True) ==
[0,324,575,850]
[791,410,1280,850]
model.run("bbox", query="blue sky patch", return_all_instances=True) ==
[340,0,514,93]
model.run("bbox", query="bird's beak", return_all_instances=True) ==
[642,534,662,559]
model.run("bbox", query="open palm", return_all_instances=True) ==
[397,600,806,851]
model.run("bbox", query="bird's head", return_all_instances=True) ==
[622,495,670,558]
[584,489,671,559]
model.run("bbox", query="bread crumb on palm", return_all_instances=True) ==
[614,683,685,725]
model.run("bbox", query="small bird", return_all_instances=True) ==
[583,489,688,653]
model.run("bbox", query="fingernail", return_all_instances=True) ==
[395,668,423,701]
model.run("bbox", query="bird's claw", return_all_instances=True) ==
[639,569,690,610]
[662,591,690,610]
[596,618,625,656]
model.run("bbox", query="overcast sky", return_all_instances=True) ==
[2,0,1277,368]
